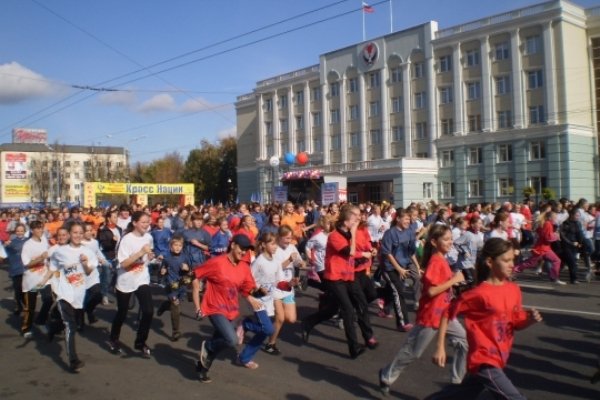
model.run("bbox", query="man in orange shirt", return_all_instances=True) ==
[281,202,305,244]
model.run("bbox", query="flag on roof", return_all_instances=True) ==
[362,2,374,13]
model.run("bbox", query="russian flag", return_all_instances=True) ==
[362,1,374,13]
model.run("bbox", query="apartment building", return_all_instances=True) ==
[236,0,600,206]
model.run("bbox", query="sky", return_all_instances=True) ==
[1,0,599,164]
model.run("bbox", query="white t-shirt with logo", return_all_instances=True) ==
[116,232,153,293]
[251,253,286,316]
[21,236,50,292]
[50,244,98,308]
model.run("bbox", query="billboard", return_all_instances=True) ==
[12,128,48,144]
[5,153,27,180]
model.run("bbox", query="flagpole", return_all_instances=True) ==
[362,5,366,41]
[389,0,393,33]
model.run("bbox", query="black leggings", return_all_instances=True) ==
[110,285,153,346]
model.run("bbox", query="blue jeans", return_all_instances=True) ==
[238,310,274,364]
[205,314,239,359]
[99,258,116,297]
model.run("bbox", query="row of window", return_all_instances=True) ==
[440,176,546,199]
[440,141,546,167]
[30,160,123,168]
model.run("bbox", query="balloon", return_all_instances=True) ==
[284,152,296,165]
[269,156,280,167]
[296,152,309,165]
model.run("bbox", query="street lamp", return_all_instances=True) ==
[45,144,61,207]
[227,178,233,205]
[123,135,147,181]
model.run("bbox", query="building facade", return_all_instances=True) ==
[236,0,600,206]
[0,143,126,207]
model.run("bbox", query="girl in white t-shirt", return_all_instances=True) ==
[263,225,304,355]
[109,211,155,358]
[20,220,52,338]
[80,222,105,327]
[304,216,331,291]
[40,222,97,372]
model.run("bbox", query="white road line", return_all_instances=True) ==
[518,283,555,290]
[524,305,600,317]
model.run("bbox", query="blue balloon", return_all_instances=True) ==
[284,152,296,165]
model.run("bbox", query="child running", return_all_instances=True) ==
[379,224,467,396]
[426,238,542,399]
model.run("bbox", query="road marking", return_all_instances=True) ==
[518,283,555,290]
[524,305,600,317]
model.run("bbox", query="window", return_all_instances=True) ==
[368,71,380,88]
[313,137,322,152]
[529,105,545,125]
[469,180,483,197]
[441,150,454,167]
[369,101,380,117]
[74,183,80,190]
[349,104,359,121]
[74,161,80,166]
[65,184,71,191]
[281,141,288,154]
[295,115,304,130]
[525,35,541,55]
[468,114,482,132]
[529,141,546,160]
[348,78,359,93]
[330,82,340,97]
[467,81,481,100]
[330,109,340,124]
[439,87,453,104]
[466,50,480,67]
[75,172,80,179]
[311,87,321,101]
[416,122,427,140]
[83,161,90,167]
[392,126,404,142]
[414,92,426,109]
[295,91,304,105]
[495,42,510,60]
[392,97,403,113]
[498,178,514,197]
[279,94,288,109]
[280,119,288,132]
[468,147,482,165]
[349,132,360,147]
[264,98,273,111]
[312,112,321,127]
[64,161,71,167]
[85,173,92,180]
[498,110,512,129]
[528,70,543,89]
[391,67,402,83]
[117,162,123,168]
[370,129,382,145]
[497,144,513,162]
[416,152,429,158]
[423,182,433,199]
[529,176,547,193]
[331,134,341,150]
[439,55,452,72]
[442,181,455,198]
[413,62,424,78]
[297,139,306,152]
[441,119,454,136]
[495,76,510,95]
[106,161,112,168]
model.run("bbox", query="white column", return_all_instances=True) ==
[288,86,296,154]
[511,29,524,129]
[426,56,437,158]
[273,91,280,157]
[381,67,391,159]
[304,82,311,154]
[340,77,348,164]
[452,43,464,135]
[257,94,265,159]
[543,21,557,125]
[359,74,368,161]
[480,36,493,132]
[321,83,330,165]
[402,62,412,158]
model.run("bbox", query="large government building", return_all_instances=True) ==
[236,0,600,206]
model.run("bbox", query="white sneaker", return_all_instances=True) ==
[23,331,33,339]
[552,279,567,286]
[102,296,110,305]
[586,272,593,283]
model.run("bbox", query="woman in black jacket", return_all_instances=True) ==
[560,208,585,284]
[97,209,123,304]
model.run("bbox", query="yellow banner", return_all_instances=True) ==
[84,182,195,206]
[4,184,31,198]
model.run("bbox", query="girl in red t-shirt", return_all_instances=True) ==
[379,224,467,396]
[427,238,542,400]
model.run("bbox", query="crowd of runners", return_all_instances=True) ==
[1,196,599,398]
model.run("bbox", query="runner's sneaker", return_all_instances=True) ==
[263,343,280,355]
[200,340,213,369]
[134,342,152,358]
[108,339,123,354]
[379,369,390,396]
[69,359,85,373]
[23,331,33,339]
[552,279,567,286]
[196,361,212,383]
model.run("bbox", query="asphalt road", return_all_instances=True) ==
[1,266,599,400]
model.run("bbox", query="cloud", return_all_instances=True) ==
[0,62,56,104]
[180,97,214,113]
[137,93,175,113]
[98,90,137,107]
[216,126,236,140]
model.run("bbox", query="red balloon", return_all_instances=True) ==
[297,152,309,165]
